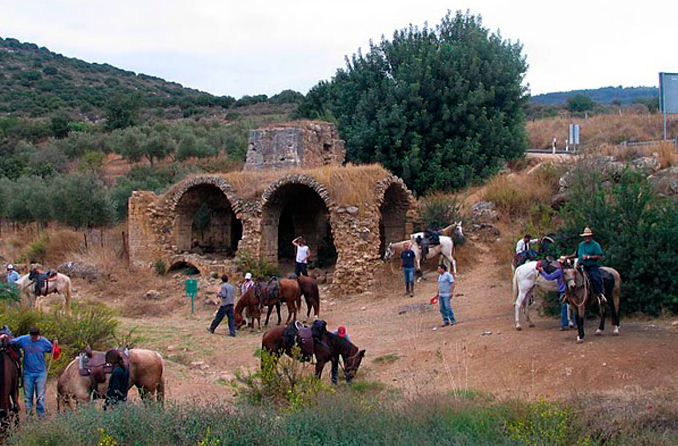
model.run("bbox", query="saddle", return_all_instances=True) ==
[282,321,314,361]
[257,277,280,307]
[33,270,57,296]
[78,347,129,391]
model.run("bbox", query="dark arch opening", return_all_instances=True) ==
[174,184,242,257]
[167,261,200,275]
[379,183,410,258]
[262,183,337,270]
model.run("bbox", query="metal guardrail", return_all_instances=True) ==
[526,149,577,154]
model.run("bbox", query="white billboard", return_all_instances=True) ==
[659,72,678,114]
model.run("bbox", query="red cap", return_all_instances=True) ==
[337,326,346,337]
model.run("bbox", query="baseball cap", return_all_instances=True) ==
[29,326,40,335]
[245,272,252,280]
[337,326,346,338]
[7,264,13,270]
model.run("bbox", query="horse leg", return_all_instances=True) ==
[596,302,607,335]
[276,302,282,325]
[264,305,274,326]
[575,310,585,343]
[524,292,535,328]
[514,292,525,330]
[610,297,620,335]
[315,360,325,380]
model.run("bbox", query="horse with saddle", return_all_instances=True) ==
[77,346,130,398]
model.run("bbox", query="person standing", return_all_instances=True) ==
[6,264,20,286]
[103,349,129,410]
[330,325,352,343]
[564,226,606,303]
[537,262,573,330]
[241,272,255,295]
[437,264,456,327]
[330,325,352,384]
[207,275,237,337]
[401,242,416,297]
[11,326,60,418]
[292,237,310,277]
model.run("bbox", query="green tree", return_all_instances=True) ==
[295,11,528,194]
[566,94,595,113]
[51,173,116,229]
[104,92,140,130]
[50,113,70,138]
[141,131,175,165]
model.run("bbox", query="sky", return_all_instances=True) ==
[1,0,676,98]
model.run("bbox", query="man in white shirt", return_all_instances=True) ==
[514,234,539,267]
[515,234,538,255]
[292,236,310,277]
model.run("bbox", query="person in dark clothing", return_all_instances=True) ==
[207,275,236,336]
[401,242,416,297]
[563,226,606,304]
[104,349,129,410]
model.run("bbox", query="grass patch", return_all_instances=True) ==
[373,353,400,364]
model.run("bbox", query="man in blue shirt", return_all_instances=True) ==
[401,242,416,297]
[6,264,21,286]
[537,263,574,330]
[437,264,456,327]
[12,326,59,417]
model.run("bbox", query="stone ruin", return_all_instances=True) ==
[128,121,416,296]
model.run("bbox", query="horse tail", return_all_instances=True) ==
[512,268,518,303]
[65,276,72,310]
[156,353,165,406]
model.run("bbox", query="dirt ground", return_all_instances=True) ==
[40,240,678,408]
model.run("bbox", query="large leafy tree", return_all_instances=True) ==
[296,11,528,194]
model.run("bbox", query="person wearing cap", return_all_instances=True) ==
[104,349,129,410]
[330,325,352,384]
[241,272,254,295]
[11,326,60,417]
[207,275,237,336]
[292,236,310,277]
[6,264,20,285]
[536,261,574,330]
[564,226,606,303]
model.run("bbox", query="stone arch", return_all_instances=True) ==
[170,177,243,256]
[261,175,338,269]
[375,176,415,258]
[167,260,200,275]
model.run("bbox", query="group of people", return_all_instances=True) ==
[399,225,606,330]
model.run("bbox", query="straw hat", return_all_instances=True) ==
[580,226,593,237]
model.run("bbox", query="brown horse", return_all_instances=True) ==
[262,320,366,384]
[0,334,20,433]
[254,278,301,325]
[234,287,261,331]
[57,348,164,410]
[562,264,622,343]
[297,276,320,319]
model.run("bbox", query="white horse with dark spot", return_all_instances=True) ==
[14,270,73,310]
[512,261,560,330]
[385,235,456,276]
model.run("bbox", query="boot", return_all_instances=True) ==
[404,283,410,296]
[409,282,414,297]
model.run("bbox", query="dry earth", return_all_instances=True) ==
[42,240,678,409]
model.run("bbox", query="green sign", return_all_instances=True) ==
[185,279,198,314]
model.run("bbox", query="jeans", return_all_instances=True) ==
[210,304,235,336]
[295,262,308,277]
[24,371,47,417]
[402,267,415,284]
[438,294,456,325]
[583,265,604,296]
[330,359,350,385]
[560,299,574,328]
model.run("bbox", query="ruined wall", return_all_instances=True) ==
[244,121,345,171]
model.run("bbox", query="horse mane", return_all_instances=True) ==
[326,332,358,357]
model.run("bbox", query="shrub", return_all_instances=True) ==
[235,249,279,278]
[154,260,166,276]
[418,193,464,231]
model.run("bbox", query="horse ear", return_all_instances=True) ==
[359,349,366,358]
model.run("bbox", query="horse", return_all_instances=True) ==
[261,320,366,384]
[14,269,72,310]
[0,334,20,433]
[234,287,261,331]
[562,263,622,343]
[384,235,456,277]
[297,276,320,319]
[254,278,302,326]
[56,348,165,410]
[512,260,560,330]
[413,221,464,241]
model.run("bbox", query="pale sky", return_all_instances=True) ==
[1,0,676,98]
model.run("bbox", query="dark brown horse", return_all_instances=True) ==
[0,334,20,433]
[254,278,301,325]
[297,276,320,319]
[562,264,622,343]
[261,320,366,384]
[234,287,261,331]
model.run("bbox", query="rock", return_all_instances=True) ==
[189,361,210,370]
[551,193,569,210]
[469,223,500,239]
[360,306,366,311]
[167,345,177,351]
[471,201,498,224]
[210,271,219,279]
[648,166,678,199]
[631,156,660,176]
[145,289,160,300]
[57,262,102,282]
[346,206,359,215]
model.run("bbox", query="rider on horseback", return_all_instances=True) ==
[514,234,539,267]
[563,226,607,304]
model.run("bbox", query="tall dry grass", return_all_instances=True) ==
[482,165,561,218]
[527,112,678,149]
[594,141,677,168]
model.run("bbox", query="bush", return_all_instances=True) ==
[154,260,166,276]
[418,193,464,231]
[235,249,279,278]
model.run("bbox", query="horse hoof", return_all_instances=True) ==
[595,329,603,336]
[576,337,584,344]
[613,327,620,336]
[515,325,522,331]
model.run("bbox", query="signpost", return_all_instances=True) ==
[185,279,198,314]
[568,124,580,151]
[659,72,678,140]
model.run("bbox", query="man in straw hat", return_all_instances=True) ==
[563,226,606,304]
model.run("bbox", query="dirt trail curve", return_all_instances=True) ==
[98,242,678,403]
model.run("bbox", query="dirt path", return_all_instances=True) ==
[91,244,678,405]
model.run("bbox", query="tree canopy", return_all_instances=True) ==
[295,11,529,194]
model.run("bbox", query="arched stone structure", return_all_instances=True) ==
[261,175,337,268]
[375,176,417,257]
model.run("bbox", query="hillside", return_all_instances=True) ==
[0,37,238,120]
[531,86,657,105]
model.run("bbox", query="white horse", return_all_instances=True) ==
[512,261,562,330]
[410,221,464,242]
[385,235,456,276]
[14,270,73,310]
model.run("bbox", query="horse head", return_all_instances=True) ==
[454,221,464,239]
[383,243,395,261]
[344,348,366,381]
[28,268,38,280]
[234,311,246,329]
[0,334,10,347]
